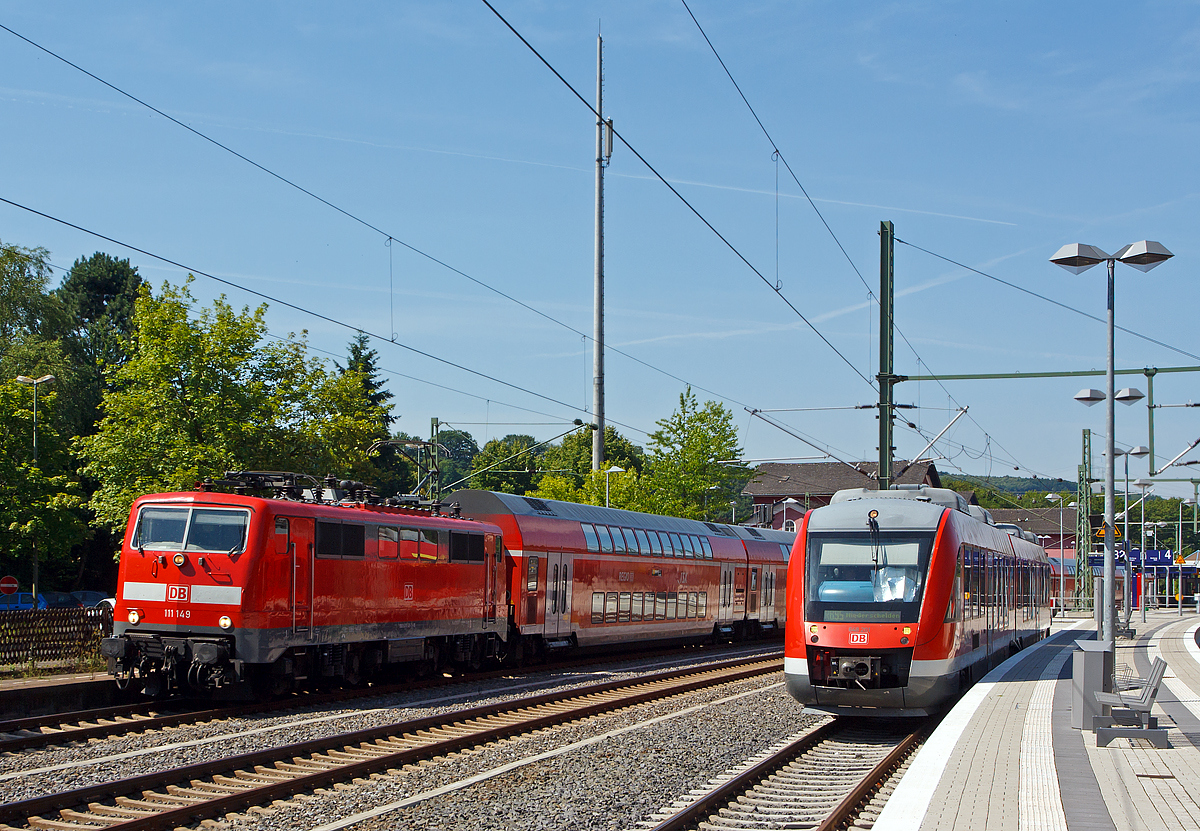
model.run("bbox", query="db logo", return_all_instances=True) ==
[849,631,868,645]
[404,584,414,601]
[167,585,189,603]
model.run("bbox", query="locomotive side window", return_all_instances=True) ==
[582,524,600,552]
[449,532,486,563]
[378,527,399,559]
[343,524,365,558]
[316,522,366,558]
[316,521,341,558]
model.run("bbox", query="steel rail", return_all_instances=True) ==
[3,656,780,831]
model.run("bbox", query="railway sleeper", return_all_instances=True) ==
[57,811,124,826]
[26,818,97,831]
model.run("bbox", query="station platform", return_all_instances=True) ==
[875,610,1200,831]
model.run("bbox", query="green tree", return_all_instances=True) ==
[468,434,542,495]
[437,428,480,493]
[75,279,382,531]
[337,333,394,428]
[540,426,643,486]
[642,388,749,520]
[0,382,86,590]
[533,464,651,511]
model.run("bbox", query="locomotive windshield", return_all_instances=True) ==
[805,532,934,623]
[132,506,250,554]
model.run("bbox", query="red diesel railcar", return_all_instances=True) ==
[784,485,1052,716]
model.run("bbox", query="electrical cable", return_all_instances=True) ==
[0,193,660,437]
[0,21,766,421]
[479,0,876,390]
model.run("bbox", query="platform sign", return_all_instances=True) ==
[0,575,17,595]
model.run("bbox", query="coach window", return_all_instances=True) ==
[665,591,678,620]
[700,537,713,559]
[526,556,539,592]
[618,592,631,622]
[648,531,664,556]
[591,592,604,624]
[655,591,667,620]
[688,591,698,618]
[378,527,399,559]
[620,528,635,554]
[699,591,708,618]
[605,592,618,623]
[634,528,651,555]
[582,524,600,553]
[597,526,613,554]
[631,591,643,621]
[608,527,624,554]
[669,533,684,556]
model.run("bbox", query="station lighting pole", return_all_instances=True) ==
[1047,493,1064,614]
[1052,240,1174,652]
[604,466,624,508]
[15,374,55,603]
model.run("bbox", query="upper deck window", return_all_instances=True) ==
[132,506,250,555]
[804,532,933,624]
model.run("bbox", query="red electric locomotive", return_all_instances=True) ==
[102,473,506,697]
[101,475,792,697]
[784,485,1052,716]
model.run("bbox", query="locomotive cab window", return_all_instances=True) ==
[132,506,250,555]
[805,532,934,624]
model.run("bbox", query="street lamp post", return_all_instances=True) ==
[729,501,737,524]
[1180,499,1196,614]
[1047,493,1064,615]
[1134,479,1152,616]
[604,466,624,508]
[704,485,719,521]
[14,374,55,603]
[1068,501,1079,611]
[1053,240,1173,652]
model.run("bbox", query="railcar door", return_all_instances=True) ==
[545,551,568,637]
[281,517,314,637]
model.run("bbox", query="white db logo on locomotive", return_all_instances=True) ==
[167,585,189,603]
[849,631,868,645]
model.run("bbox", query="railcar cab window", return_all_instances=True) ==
[316,521,366,559]
[805,532,933,623]
[132,506,250,555]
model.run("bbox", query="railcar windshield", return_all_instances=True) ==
[132,506,250,555]
[805,531,934,623]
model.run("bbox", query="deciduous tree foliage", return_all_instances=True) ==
[540,426,644,485]
[468,434,542,496]
[77,279,383,530]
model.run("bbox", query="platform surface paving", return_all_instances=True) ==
[873,611,1200,831]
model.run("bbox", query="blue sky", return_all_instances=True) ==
[2,2,1198,499]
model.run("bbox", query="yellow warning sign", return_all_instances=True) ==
[1094,526,1122,539]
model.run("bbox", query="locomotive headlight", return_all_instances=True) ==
[809,625,818,634]
[172,552,187,567]
[128,609,141,625]
[902,627,911,635]
[868,510,878,519]
[218,615,233,630]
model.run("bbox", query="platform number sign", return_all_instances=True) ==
[849,630,869,645]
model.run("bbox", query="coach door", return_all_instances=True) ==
[545,552,568,636]
[719,563,736,623]
[281,516,314,637]
[484,534,500,627]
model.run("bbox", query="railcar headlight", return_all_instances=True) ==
[172,553,187,567]
[218,615,233,630]
[128,609,141,625]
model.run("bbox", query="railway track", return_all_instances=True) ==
[1,644,780,753]
[0,654,780,831]
[641,717,927,831]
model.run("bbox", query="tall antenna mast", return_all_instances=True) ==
[592,33,612,470]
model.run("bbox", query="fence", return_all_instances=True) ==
[0,607,113,668]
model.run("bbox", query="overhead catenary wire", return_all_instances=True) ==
[0,193,659,439]
[0,22,768,424]
[479,0,876,391]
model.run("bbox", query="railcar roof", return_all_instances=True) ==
[807,494,947,533]
[449,489,794,544]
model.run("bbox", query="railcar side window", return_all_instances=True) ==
[582,524,600,552]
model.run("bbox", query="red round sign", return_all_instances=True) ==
[0,575,18,595]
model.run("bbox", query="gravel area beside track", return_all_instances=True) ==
[0,645,782,808]
[208,671,815,831]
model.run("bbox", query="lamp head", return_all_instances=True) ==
[1129,446,1150,458]
[1116,388,1145,405]
[1113,240,1173,273]
[1074,388,1105,406]
[1051,243,1109,274]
